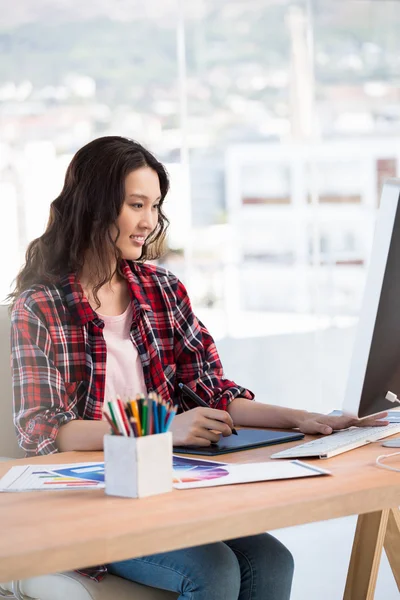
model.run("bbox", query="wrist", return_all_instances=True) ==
[290,409,311,428]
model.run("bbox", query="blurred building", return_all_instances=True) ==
[224,137,400,314]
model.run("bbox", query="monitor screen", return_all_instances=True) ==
[343,179,400,418]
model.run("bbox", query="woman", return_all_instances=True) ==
[10,136,386,600]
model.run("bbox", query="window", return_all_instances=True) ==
[3,0,400,413]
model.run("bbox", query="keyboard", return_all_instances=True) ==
[270,423,400,459]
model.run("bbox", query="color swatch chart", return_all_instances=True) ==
[0,463,106,491]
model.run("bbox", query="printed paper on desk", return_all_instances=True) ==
[0,463,106,492]
[172,456,331,490]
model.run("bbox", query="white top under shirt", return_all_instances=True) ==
[98,303,147,405]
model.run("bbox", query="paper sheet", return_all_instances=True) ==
[172,455,330,489]
[0,462,106,491]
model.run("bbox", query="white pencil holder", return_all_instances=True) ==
[104,432,173,498]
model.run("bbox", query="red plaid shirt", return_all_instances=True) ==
[11,260,253,579]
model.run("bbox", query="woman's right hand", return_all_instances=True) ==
[169,407,235,446]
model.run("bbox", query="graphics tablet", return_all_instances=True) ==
[173,429,304,456]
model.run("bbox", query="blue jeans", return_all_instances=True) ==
[108,533,294,600]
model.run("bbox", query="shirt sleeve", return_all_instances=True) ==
[11,296,80,456]
[173,278,254,411]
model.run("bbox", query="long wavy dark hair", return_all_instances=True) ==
[9,136,170,308]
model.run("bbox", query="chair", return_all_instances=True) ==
[0,305,178,600]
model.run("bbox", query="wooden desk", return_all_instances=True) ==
[0,437,399,600]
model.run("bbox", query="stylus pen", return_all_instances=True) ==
[178,382,238,435]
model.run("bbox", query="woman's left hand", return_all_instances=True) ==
[296,411,389,435]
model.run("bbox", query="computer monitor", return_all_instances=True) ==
[343,179,400,418]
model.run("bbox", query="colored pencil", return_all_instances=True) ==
[130,400,142,436]
[164,405,178,431]
[117,397,132,436]
[147,397,153,435]
[152,399,159,434]
[141,399,148,435]
[103,411,120,436]
[107,401,118,429]
[129,417,140,437]
[160,402,167,433]
[112,400,128,436]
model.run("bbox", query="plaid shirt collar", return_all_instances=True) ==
[60,260,152,326]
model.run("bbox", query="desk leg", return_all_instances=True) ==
[383,508,400,591]
[343,509,389,600]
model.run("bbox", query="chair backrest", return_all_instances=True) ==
[0,304,24,458]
